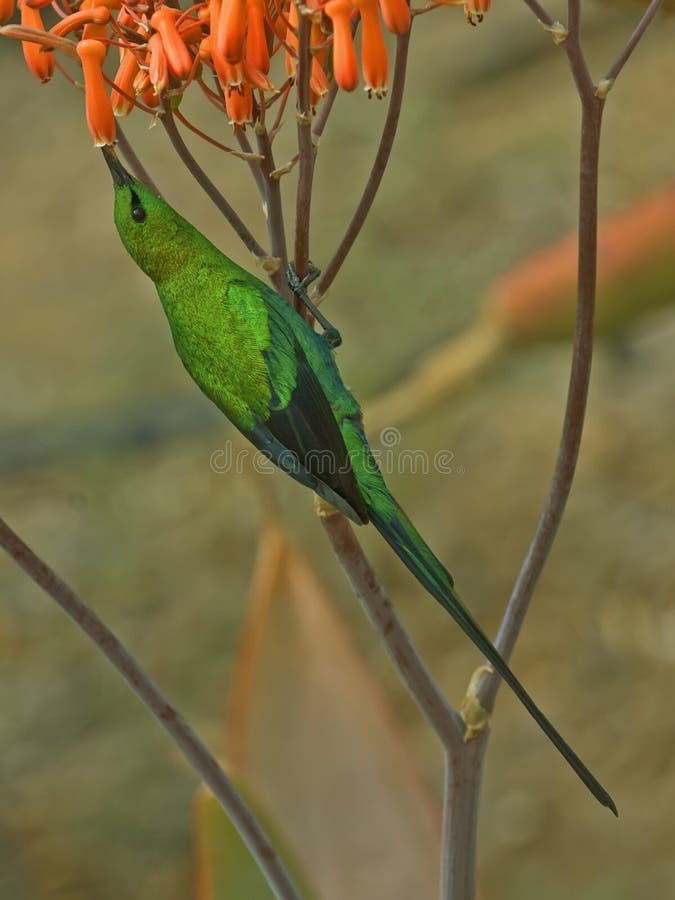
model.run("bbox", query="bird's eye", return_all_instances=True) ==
[130,190,146,223]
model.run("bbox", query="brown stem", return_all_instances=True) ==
[312,80,339,141]
[319,509,463,751]
[477,0,604,712]
[160,101,267,260]
[440,742,486,900]
[255,122,292,298]
[317,29,411,297]
[0,517,302,900]
[115,123,161,195]
[603,0,664,84]
[521,0,555,28]
[294,13,315,280]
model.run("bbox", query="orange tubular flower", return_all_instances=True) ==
[217,0,247,64]
[151,7,193,80]
[224,80,253,126]
[324,0,358,92]
[245,0,269,75]
[111,49,140,116]
[354,0,387,97]
[20,2,55,84]
[76,38,115,146]
[50,6,110,38]
[148,32,169,94]
[378,0,410,35]
[284,0,298,79]
[0,0,15,23]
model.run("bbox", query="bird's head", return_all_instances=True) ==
[102,146,189,283]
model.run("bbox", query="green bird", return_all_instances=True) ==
[102,147,616,815]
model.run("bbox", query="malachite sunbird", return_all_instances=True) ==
[102,147,616,815]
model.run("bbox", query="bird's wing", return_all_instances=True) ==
[249,294,370,525]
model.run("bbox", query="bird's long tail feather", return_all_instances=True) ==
[367,500,617,815]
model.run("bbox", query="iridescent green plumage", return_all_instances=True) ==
[103,148,616,814]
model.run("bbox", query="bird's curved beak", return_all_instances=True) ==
[101,145,134,188]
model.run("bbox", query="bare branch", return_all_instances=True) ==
[0,517,302,900]
[160,101,268,261]
[603,0,664,85]
[317,29,411,297]
[477,2,605,712]
[521,0,555,28]
[255,121,292,298]
[294,13,315,280]
[318,507,463,750]
[115,124,161,195]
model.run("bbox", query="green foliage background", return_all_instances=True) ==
[1,3,674,897]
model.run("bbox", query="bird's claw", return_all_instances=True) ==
[286,259,342,349]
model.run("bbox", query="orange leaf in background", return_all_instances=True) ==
[19,2,54,83]
[151,7,193,79]
[325,0,358,91]
[76,38,115,145]
[223,523,441,900]
[487,184,675,341]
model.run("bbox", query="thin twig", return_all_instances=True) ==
[115,124,161,194]
[521,0,555,28]
[477,0,604,712]
[160,101,268,261]
[255,121,292,297]
[294,12,315,280]
[318,508,463,750]
[235,127,267,199]
[0,517,302,900]
[603,0,664,84]
[317,29,411,297]
[312,80,339,140]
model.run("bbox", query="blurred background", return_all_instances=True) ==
[2,2,675,898]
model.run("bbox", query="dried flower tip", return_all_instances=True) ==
[76,38,116,146]
[225,79,253,125]
[465,0,489,25]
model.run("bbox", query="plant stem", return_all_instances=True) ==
[294,13,315,281]
[319,509,463,755]
[477,0,603,712]
[317,29,411,298]
[160,101,267,261]
[0,517,302,900]
[255,121,292,298]
[440,741,486,900]
[603,0,664,84]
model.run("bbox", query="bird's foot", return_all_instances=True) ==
[286,260,342,349]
